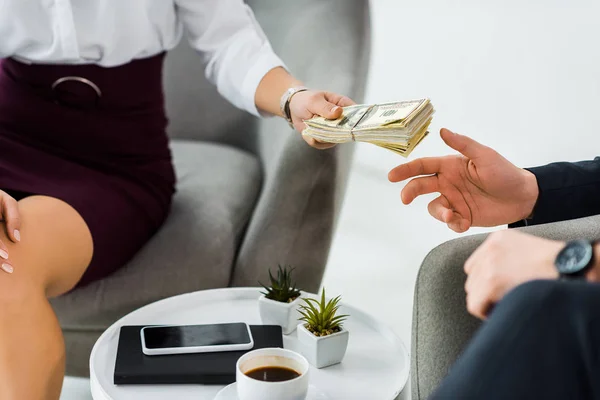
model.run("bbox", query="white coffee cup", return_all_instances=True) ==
[236,348,310,400]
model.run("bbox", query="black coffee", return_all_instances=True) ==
[245,366,300,382]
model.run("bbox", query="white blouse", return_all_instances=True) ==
[0,0,285,116]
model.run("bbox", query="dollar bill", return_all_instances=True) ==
[302,98,434,157]
[304,99,429,131]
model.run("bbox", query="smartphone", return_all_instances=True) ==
[140,322,254,356]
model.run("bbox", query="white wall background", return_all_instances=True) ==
[367,0,600,167]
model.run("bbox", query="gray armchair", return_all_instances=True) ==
[411,215,600,399]
[51,0,371,377]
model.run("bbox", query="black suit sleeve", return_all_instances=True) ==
[509,157,600,228]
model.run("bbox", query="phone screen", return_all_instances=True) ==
[142,323,252,349]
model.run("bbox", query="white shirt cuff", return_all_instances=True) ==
[240,44,287,118]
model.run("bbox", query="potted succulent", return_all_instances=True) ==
[258,265,303,335]
[297,288,349,369]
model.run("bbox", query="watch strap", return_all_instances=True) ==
[279,86,308,128]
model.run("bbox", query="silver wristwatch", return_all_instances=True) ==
[279,86,308,128]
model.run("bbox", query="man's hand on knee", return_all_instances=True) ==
[463,230,564,320]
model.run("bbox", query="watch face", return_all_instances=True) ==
[556,240,593,275]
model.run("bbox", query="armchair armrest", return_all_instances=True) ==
[412,214,600,399]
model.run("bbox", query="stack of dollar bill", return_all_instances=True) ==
[302,98,434,157]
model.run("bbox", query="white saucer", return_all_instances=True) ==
[214,382,330,400]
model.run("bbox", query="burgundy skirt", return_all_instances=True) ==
[0,54,176,288]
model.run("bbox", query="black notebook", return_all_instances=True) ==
[114,325,283,385]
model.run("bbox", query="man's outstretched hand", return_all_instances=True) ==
[388,128,539,233]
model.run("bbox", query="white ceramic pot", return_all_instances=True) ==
[296,323,349,369]
[258,295,302,335]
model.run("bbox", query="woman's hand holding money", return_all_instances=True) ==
[289,91,356,149]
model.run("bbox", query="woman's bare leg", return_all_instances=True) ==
[0,195,93,400]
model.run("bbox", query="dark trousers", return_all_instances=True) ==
[431,280,600,399]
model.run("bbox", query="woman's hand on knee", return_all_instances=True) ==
[0,190,21,273]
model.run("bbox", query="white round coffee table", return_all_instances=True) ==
[90,288,409,400]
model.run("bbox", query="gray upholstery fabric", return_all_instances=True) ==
[51,0,371,377]
[411,214,600,399]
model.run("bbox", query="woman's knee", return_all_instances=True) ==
[0,224,47,295]
[0,270,43,310]
[0,196,93,296]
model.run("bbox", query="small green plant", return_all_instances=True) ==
[260,265,302,303]
[298,288,348,337]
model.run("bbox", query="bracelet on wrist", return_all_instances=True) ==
[279,86,308,128]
